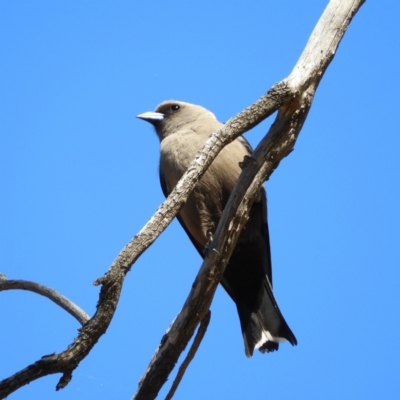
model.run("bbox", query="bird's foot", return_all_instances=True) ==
[239,155,256,170]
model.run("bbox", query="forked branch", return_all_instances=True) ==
[0,1,365,399]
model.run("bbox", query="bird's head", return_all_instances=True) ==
[137,100,217,141]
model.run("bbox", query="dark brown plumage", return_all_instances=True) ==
[137,100,296,356]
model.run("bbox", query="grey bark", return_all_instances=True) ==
[0,1,365,398]
[0,277,89,325]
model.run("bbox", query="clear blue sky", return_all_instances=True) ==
[1,1,399,399]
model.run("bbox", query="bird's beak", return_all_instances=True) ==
[136,111,164,124]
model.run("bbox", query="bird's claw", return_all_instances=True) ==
[239,155,256,170]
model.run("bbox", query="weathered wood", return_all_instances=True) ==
[0,278,90,325]
[0,1,365,398]
[132,1,365,399]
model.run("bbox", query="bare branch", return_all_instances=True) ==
[0,277,90,325]
[164,310,211,400]
[0,0,365,398]
[133,1,365,399]
[0,56,288,400]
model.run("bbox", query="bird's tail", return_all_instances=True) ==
[237,282,297,357]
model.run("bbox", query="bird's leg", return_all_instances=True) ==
[239,155,256,170]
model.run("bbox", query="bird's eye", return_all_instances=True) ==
[170,104,180,111]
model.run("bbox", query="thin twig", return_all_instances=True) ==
[0,277,90,325]
[164,310,211,400]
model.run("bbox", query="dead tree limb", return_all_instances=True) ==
[0,277,89,325]
[0,53,292,400]
[0,58,290,400]
[0,0,365,398]
[132,1,365,399]
[164,310,211,400]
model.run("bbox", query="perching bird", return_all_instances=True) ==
[137,100,297,357]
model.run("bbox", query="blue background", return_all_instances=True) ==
[1,1,399,399]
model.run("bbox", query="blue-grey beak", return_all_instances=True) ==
[136,111,164,124]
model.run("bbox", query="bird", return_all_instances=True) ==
[137,100,297,357]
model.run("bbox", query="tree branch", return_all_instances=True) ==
[132,1,365,399]
[0,55,288,400]
[164,310,211,400]
[0,276,90,325]
[0,0,365,398]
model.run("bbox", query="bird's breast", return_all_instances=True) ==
[160,131,249,246]
[160,131,206,191]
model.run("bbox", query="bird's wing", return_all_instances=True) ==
[159,134,272,280]
[236,135,273,285]
[236,135,253,156]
